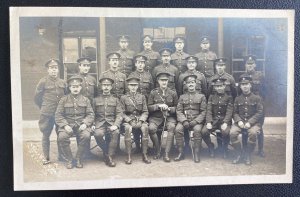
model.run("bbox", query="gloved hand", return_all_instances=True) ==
[238,121,245,129]
[79,123,87,131]
[64,125,73,134]
[221,123,228,131]
[206,122,213,130]
[189,120,198,128]
[183,121,190,129]
[109,125,118,132]
[244,122,251,129]
[129,120,137,127]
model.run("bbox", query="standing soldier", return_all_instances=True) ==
[208,58,237,99]
[153,48,179,93]
[128,55,154,152]
[92,77,123,167]
[171,36,189,74]
[202,78,234,159]
[100,52,126,99]
[240,55,266,157]
[34,59,67,165]
[120,77,151,164]
[55,76,95,169]
[178,55,207,96]
[148,71,178,162]
[76,57,97,102]
[116,35,135,76]
[175,75,207,163]
[76,57,97,157]
[128,55,154,99]
[195,36,217,81]
[230,76,263,165]
[137,35,160,76]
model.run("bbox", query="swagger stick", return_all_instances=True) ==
[185,110,194,161]
[159,108,168,157]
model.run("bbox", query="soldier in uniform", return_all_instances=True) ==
[120,77,151,164]
[240,55,266,157]
[92,77,123,167]
[208,58,237,99]
[76,57,97,158]
[100,52,126,99]
[175,75,207,163]
[202,78,234,159]
[230,76,264,165]
[171,36,189,74]
[137,35,160,76]
[178,55,207,96]
[195,36,218,81]
[76,57,97,102]
[148,71,178,162]
[34,59,67,165]
[116,35,135,76]
[55,76,95,169]
[128,55,154,99]
[152,48,179,93]
[128,55,154,153]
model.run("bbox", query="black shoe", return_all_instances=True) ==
[42,158,51,165]
[232,155,243,164]
[163,153,171,162]
[174,153,185,161]
[66,161,73,169]
[75,159,83,168]
[105,156,116,167]
[142,154,151,164]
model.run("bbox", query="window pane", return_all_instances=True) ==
[81,38,97,61]
[63,38,78,63]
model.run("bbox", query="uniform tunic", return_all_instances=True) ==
[100,70,126,99]
[152,64,179,93]
[195,50,217,79]
[171,51,189,74]
[208,72,237,98]
[78,73,97,101]
[117,49,135,76]
[137,49,160,75]
[178,70,207,96]
[128,71,154,98]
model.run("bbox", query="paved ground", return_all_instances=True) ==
[23,131,286,183]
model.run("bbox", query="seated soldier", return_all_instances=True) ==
[148,71,178,162]
[175,75,207,163]
[55,76,95,169]
[202,78,233,159]
[92,77,123,167]
[230,76,263,165]
[120,77,151,164]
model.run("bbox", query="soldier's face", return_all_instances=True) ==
[200,42,210,50]
[109,58,119,70]
[158,78,169,89]
[69,85,82,95]
[245,63,256,72]
[101,84,113,94]
[135,60,146,72]
[187,61,197,70]
[78,64,91,74]
[240,83,252,94]
[119,40,129,49]
[216,64,226,74]
[161,55,171,64]
[143,40,153,50]
[47,65,59,78]
[128,84,138,93]
[214,84,226,94]
[175,42,184,51]
[186,80,196,92]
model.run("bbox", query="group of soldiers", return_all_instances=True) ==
[34,35,265,169]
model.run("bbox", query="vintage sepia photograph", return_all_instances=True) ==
[10,7,294,190]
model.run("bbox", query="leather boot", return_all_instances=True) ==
[125,140,132,164]
[61,145,74,169]
[257,130,265,157]
[245,143,255,165]
[193,139,201,163]
[75,159,83,168]
[75,145,86,168]
[223,136,229,159]
[66,161,73,169]
[232,142,243,164]
[105,155,116,167]
[142,138,151,164]
[163,152,171,162]
[150,134,160,160]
